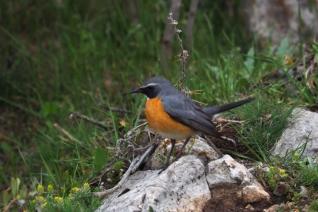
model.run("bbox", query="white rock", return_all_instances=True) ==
[272,108,318,159]
[206,155,269,204]
[97,155,211,212]
[207,155,253,187]
[97,150,270,211]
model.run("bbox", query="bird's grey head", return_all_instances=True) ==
[130,76,176,98]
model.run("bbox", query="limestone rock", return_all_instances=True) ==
[97,149,270,211]
[207,154,254,187]
[97,155,211,212]
[272,108,318,159]
[206,155,270,208]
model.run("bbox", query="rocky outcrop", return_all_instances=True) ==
[272,108,318,160]
[97,137,270,212]
[97,155,211,212]
[204,155,270,211]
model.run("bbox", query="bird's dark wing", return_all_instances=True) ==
[162,95,219,136]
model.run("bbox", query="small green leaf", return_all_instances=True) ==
[10,177,21,197]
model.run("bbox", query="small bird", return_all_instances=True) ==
[131,76,253,167]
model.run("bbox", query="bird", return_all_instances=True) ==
[130,76,254,167]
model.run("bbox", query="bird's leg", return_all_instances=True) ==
[164,139,176,167]
[175,137,191,160]
[158,139,176,174]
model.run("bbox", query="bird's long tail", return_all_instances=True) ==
[202,97,254,115]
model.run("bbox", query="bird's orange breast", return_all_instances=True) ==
[145,97,194,140]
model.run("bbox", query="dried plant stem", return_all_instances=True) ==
[161,0,182,70]
[93,142,159,198]
[53,123,81,144]
[167,12,189,92]
[69,112,108,130]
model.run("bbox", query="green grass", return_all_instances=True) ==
[1,0,318,211]
[309,199,318,212]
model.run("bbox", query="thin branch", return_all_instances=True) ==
[69,112,109,130]
[93,142,159,198]
[214,117,245,124]
[3,198,17,212]
[131,142,159,173]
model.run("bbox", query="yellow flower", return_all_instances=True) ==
[37,184,45,193]
[269,166,275,172]
[35,195,46,203]
[54,196,63,204]
[119,119,127,127]
[278,168,288,178]
[71,187,80,193]
[284,55,294,66]
[47,184,54,192]
[83,182,90,191]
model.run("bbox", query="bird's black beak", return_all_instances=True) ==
[129,87,142,94]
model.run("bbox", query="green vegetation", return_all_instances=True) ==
[255,151,318,207]
[1,0,317,211]
[309,199,318,212]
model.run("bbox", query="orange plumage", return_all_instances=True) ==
[145,97,194,140]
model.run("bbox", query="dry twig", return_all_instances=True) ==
[93,142,159,198]
[3,198,17,212]
[69,112,108,130]
[53,123,81,144]
[166,13,189,90]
